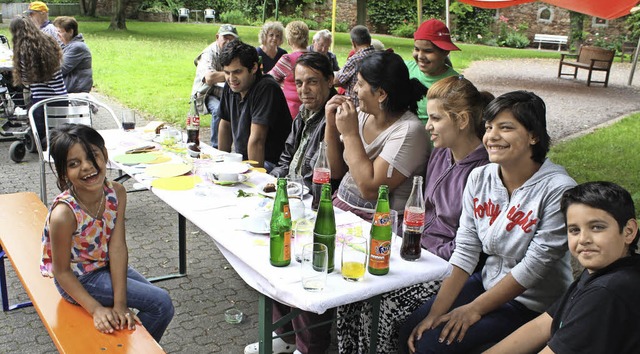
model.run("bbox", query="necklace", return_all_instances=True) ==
[71,186,105,219]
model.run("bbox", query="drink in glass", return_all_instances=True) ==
[301,243,328,291]
[341,236,367,282]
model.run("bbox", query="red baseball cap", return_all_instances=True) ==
[414,19,460,52]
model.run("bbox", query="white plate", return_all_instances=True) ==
[209,173,249,186]
[210,162,251,175]
[257,182,309,198]
[241,216,271,234]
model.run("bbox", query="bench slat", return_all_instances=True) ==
[0,192,165,354]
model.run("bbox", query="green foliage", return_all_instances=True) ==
[368,0,416,33]
[549,114,640,217]
[626,10,640,41]
[503,32,530,48]
[320,19,347,33]
[138,0,183,14]
[391,22,416,38]
[219,9,250,25]
[302,19,319,30]
[494,15,530,48]
[591,32,621,52]
[450,2,494,43]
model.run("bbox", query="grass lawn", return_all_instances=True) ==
[0,19,560,126]
[548,113,640,217]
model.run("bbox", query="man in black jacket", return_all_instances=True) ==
[270,52,338,189]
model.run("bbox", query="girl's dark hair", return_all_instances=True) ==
[427,75,494,139]
[10,16,62,86]
[49,124,106,192]
[483,90,550,164]
[561,181,638,255]
[219,39,262,76]
[358,51,427,115]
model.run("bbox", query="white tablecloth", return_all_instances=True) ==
[102,129,452,314]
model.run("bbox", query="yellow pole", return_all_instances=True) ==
[417,0,422,26]
[331,0,337,52]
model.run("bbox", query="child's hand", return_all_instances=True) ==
[92,306,119,334]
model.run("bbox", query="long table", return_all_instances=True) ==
[101,129,452,353]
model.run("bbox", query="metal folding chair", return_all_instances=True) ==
[178,8,190,22]
[204,8,215,23]
[27,95,121,205]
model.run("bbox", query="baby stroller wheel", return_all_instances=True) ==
[9,141,26,162]
[24,130,37,152]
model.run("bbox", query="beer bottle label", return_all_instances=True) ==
[372,212,390,227]
[404,208,425,227]
[369,238,391,269]
[312,168,330,184]
[283,230,291,261]
[283,204,291,219]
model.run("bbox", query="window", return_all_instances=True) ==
[592,17,609,28]
[537,6,553,24]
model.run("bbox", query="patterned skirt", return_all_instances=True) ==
[336,280,441,354]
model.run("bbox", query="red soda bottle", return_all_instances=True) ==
[187,95,200,150]
[401,176,424,261]
[311,141,330,211]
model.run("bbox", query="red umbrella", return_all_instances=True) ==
[459,0,639,20]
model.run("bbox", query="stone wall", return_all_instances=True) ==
[138,11,173,22]
[498,3,630,45]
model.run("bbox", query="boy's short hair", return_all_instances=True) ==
[219,39,261,76]
[483,90,550,164]
[561,181,638,254]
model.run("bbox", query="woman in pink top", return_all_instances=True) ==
[40,124,174,343]
[268,20,308,119]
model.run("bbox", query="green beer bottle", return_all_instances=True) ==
[313,183,336,272]
[270,178,292,267]
[368,185,392,275]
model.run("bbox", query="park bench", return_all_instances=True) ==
[533,34,568,51]
[0,192,165,354]
[620,41,636,62]
[558,45,615,87]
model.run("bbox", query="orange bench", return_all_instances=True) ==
[558,45,615,87]
[0,192,165,354]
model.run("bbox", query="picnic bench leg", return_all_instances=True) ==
[259,294,274,354]
[149,214,187,282]
[0,249,33,311]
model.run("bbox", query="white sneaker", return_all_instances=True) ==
[244,333,296,354]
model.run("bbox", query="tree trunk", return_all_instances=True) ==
[569,11,585,52]
[88,0,97,17]
[109,0,128,30]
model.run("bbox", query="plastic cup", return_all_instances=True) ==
[301,243,328,291]
[224,308,243,324]
[121,110,137,131]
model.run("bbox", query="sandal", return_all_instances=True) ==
[244,333,296,354]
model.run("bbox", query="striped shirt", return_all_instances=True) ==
[28,70,68,101]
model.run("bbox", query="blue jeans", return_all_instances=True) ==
[398,272,539,354]
[55,266,174,343]
[207,94,221,148]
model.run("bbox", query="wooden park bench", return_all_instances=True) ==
[533,34,568,51]
[558,45,615,87]
[0,192,165,354]
[620,41,636,62]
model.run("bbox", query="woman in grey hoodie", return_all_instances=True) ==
[53,16,92,93]
[400,91,576,354]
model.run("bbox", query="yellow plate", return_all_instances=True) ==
[112,153,157,165]
[151,176,202,190]
[145,163,192,178]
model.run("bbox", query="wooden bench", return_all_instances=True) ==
[533,34,568,51]
[620,41,637,62]
[558,45,615,87]
[0,192,165,354]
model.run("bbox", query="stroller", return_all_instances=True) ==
[0,35,34,163]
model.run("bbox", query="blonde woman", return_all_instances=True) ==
[256,21,286,73]
[268,20,309,119]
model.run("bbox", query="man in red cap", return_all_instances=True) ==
[406,19,460,124]
[25,1,60,44]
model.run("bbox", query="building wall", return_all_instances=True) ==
[498,3,630,44]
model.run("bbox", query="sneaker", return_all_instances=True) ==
[244,333,296,354]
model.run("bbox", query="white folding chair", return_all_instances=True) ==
[204,8,215,23]
[28,95,121,205]
[178,8,190,22]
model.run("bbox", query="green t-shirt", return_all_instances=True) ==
[405,60,458,124]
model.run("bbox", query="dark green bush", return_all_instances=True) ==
[391,22,416,38]
[503,32,530,48]
[220,9,250,25]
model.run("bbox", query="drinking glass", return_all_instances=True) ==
[121,110,137,131]
[389,209,400,250]
[287,174,305,220]
[293,218,314,263]
[301,243,328,291]
[341,235,367,282]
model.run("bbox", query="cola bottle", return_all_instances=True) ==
[186,94,200,151]
[311,141,330,211]
[401,176,425,261]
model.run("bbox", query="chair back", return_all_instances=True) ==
[204,9,215,17]
[27,95,121,204]
[178,8,189,17]
[577,46,615,69]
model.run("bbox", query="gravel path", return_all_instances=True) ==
[462,58,640,142]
